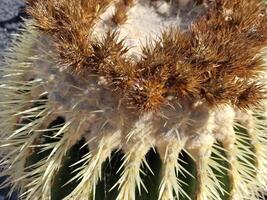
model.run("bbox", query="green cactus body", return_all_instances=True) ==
[1,0,267,200]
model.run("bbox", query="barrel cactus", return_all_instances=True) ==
[1,0,267,200]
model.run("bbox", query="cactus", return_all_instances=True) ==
[1,0,267,200]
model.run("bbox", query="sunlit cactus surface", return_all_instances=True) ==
[1,0,267,200]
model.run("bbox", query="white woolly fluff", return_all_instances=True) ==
[115,1,179,59]
[213,106,236,148]
[93,0,205,59]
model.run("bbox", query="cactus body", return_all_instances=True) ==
[1,0,267,200]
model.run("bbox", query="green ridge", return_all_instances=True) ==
[178,150,197,200]
[136,149,162,200]
[93,150,124,200]
[211,143,231,200]
[51,138,89,200]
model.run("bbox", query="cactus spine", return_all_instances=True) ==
[1,0,267,200]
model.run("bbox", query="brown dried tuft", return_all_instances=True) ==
[235,83,266,110]
[26,0,267,112]
[112,0,134,25]
[26,0,113,75]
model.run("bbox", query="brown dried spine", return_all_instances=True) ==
[26,0,267,112]
[112,0,134,25]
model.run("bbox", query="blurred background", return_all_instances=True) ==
[0,1,25,199]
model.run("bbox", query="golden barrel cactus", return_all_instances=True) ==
[1,0,267,199]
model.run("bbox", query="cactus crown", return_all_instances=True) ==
[0,0,267,200]
[26,0,267,111]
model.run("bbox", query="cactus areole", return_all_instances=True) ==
[1,0,267,200]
